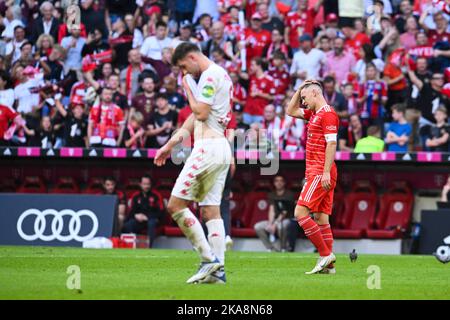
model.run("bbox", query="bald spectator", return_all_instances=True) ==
[202,21,234,60]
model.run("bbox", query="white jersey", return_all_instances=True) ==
[186,63,233,136]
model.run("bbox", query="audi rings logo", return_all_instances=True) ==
[17,209,99,242]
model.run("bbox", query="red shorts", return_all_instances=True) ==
[297,173,337,215]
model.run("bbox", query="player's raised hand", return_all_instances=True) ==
[321,172,331,191]
[154,144,171,167]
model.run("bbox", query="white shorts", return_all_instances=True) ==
[172,138,232,206]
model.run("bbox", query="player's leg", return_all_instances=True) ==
[167,195,216,262]
[201,205,225,265]
[314,213,336,274]
[296,175,335,274]
[294,205,330,258]
[167,195,221,283]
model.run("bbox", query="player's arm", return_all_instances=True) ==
[154,114,195,166]
[182,76,211,122]
[322,114,339,191]
[286,89,306,119]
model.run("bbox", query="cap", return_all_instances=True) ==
[145,5,161,17]
[233,104,244,113]
[276,2,291,15]
[251,12,263,20]
[299,33,313,42]
[326,13,338,23]
[180,20,192,29]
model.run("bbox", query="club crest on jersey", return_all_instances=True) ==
[202,85,214,98]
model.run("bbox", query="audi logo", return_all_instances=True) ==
[17,209,99,242]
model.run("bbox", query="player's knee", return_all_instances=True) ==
[294,205,309,219]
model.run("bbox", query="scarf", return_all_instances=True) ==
[126,63,144,104]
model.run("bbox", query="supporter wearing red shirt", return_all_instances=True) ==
[268,51,291,104]
[243,58,276,124]
[229,69,247,108]
[284,0,323,50]
[0,104,21,146]
[240,13,271,69]
[88,87,125,147]
[408,31,435,61]
[342,25,371,60]
[419,10,450,44]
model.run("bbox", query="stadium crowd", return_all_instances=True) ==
[0,0,450,153]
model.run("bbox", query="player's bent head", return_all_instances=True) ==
[171,42,201,72]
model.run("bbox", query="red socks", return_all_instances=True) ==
[297,216,331,257]
[319,224,333,252]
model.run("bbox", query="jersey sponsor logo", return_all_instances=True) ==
[326,126,337,131]
[202,85,214,98]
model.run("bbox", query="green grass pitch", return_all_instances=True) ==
[0,246,449,300]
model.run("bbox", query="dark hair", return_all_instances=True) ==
[156,20,167,29]
[171,42,201,66]
[361,43,376,63]
[104,176,116,184]
[367,125,380,136]
[141,174,152,183]
[323,75,336,85]
[320,35,330,41]
[20,41,32,51]
[391,103,406,114]
[155,92,169,101]
[14,25,25,33]
[272,50,286,61]
[252,57,268,71]
[0,70,11,84]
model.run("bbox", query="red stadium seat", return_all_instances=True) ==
[52,177,80,194]
[366,183,414,239]
[231,191,270,237]
[83,177,104,194]
[330,185,345,228]
[333,181,378,239]
[17,176,47,194]
[124,178,141,200]
[0,177,17,193]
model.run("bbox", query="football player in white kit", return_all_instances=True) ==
[154,43,233,284]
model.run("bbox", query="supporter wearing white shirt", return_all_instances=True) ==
[5,26,27,65]
[13,67,43,115]
[0,71,14,108]
[0,5,24,39]
[169,20,200,49]
[140,21,172,60]
[290,34,326,89]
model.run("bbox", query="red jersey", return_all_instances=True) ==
[233,83,247,103]
[408,45,434,59]
[268,65,291,97]
[224,23,244,39]
[242,28,271,67]
[428,29,450,44]
[286,9,316,49]
[0,104,18,139]
[218,0,243,9]
[89,103,125,139]
[70,81,88,105]
[303,105,339,176]
[345,33,371,59]
[246,74,276,116]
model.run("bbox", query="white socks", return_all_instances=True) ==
[172,208,215,262]
[206,219,226,265]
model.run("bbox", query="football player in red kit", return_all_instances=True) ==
[286,80,338,274]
